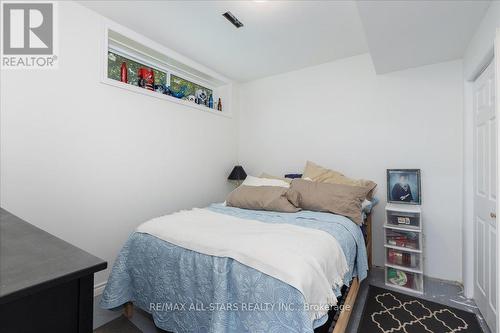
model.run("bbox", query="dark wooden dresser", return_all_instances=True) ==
[0,208,107,333]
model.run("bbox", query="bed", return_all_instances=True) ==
[100,202,372,333]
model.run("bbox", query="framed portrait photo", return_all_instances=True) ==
[387,169,421,205]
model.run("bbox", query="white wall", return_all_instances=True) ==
[0,1,238,287]
[463,1,499,81]
[462,1,500,299]
[0,0,469,288]
[237,54,464,282]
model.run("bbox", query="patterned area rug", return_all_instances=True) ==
[94,316,142,333]
[357,286,483,333]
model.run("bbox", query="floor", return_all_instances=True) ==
[346,267,491,333]
[93,267,491,333]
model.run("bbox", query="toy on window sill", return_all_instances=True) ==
[195,89,208,106]
[120,62,128,83]
[137,68,154,91]
[170,85,187,99]
[217,97,222,111]
[163,85,172,96]
[154,84,166,94]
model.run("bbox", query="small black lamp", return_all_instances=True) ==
[228,165,247,185]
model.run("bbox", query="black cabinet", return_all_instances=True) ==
[0,209,107,333]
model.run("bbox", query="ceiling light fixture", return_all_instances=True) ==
[222,11,244,28]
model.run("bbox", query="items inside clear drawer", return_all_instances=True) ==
[385,267,423,293]
[386,210,420,228]
[385,229,420,250]
[386,248,421,270]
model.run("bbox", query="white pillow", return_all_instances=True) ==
[242,175,290,188]
[361,199,371,212]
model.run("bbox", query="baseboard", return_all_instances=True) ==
[94,280,107,297]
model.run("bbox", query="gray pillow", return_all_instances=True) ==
[226,185,300,213]
[286,179,374,224]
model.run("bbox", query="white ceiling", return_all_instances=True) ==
[357,0,491,74]
[80,0,369,82]
[80,0,490,81]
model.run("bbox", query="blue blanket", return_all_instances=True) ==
[100,204,368,333]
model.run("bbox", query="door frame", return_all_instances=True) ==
[495,30,500,333]
[464,28,500,333]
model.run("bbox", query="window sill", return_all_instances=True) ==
[101,77,232,119]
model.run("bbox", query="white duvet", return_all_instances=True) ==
[136,208,348,322]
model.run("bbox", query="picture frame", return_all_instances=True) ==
[387,169,421,205]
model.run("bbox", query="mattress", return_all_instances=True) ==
[100,203,368,333]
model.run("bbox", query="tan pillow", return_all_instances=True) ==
[302,161,377,198]
[260,172,292,184]
[226,185,300,213]
[286,179,373,224]
[302,161,345,181]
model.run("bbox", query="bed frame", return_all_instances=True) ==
[123,214,373,333]
[330,213,372,333]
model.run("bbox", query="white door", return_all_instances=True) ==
[474,59,498,332]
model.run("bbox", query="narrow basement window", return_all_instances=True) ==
[103,25,226,113]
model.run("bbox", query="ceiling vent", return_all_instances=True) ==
[222,11,244,28]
